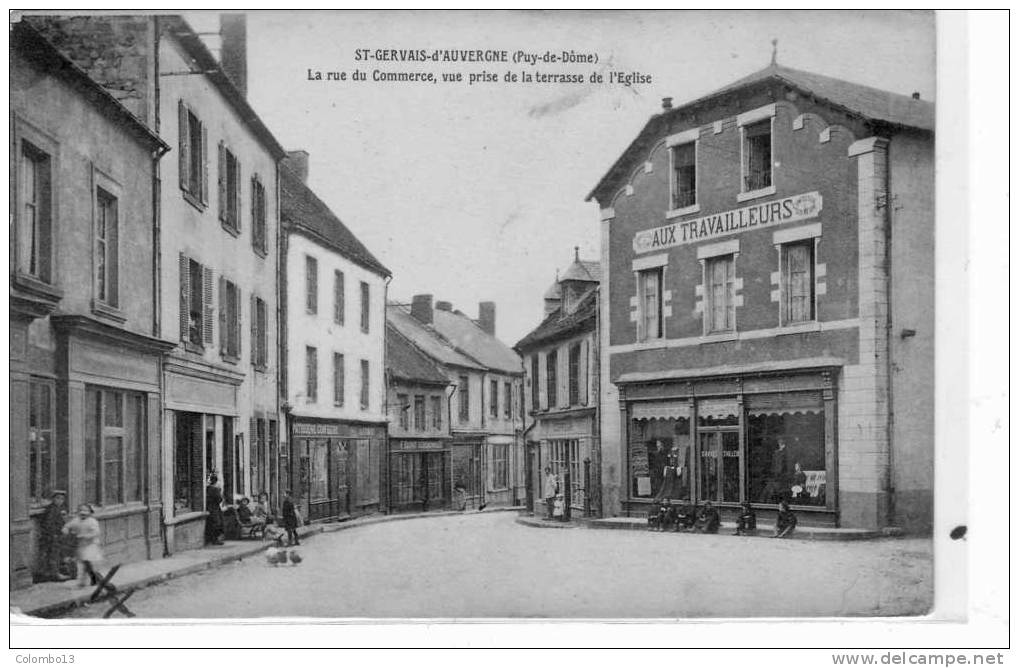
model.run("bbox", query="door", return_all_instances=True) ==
[698,430,741,503]
[329,438,350,519]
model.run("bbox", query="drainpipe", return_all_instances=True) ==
[382,275,391,514]
[882,143,895,529]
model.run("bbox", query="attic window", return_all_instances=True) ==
[742,119,772,193]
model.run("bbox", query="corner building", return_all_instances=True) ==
[589,64,934,531]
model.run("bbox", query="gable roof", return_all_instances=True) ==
[515,287,598,352]
[387,303,485,372]
[560,258,601,283]
[587,62,934,203]
[430,308,523,375]
[12,21,168,153]
[281,164,391,278]
[386,323,450,385]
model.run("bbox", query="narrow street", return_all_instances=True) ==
[65,513,932,619]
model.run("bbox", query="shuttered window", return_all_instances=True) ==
[504,381,512,419]
[743,119,772,192]
[305,255,318,314]
[546,350,558,408]
[458,375,470,423]
[396,393,409,429]
[333,352,345,406]
[95,187,119,307]
[489,379,499,419]
[333,270,345,325]
[360,281,370,333]
[251,175,267,255]
[431,396,443,430]
[414,395,426,431]
[306,346,318,402]
[218,276,242,360]
[178,100,208,206]
[531,356,540,411]
[782,241,815,324]
[568,344,581,406]
[179,255,214,348]
[218,143,241,233]
[251,295,268,370]
[360,359,370,410]
[638,268,663,341]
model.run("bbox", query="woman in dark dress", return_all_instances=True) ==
[205,475,224,545]
[39,490,70,581]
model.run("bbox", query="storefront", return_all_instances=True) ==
[620,365,837,525]
[389,439,451,512]
[531,409,599,516]
[288,417,385,521]
[452,436,485,509]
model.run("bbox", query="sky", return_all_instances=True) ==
[188,10,936,345]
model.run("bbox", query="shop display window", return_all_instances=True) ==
[747,407,826,506]
[629,417,691,500]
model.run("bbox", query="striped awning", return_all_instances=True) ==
[631,401,691,421]
[746,391,824,417]
[697,398,740,419]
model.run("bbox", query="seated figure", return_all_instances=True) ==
[733,502,757,536]
[654,499,677,532]
[675,502,697,531]
[774,500,797,538]
[694,501,721,534]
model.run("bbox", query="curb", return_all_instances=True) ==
[514,516,578,529]
[18,506,522,618]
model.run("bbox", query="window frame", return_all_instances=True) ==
[414,395,426,431]
[251,174,267,256]
[568,343,581,406]
[178,101,208,210]
[333,352,345,406]
[28,378,57,507]
[703,254,737,334]
[670,140,697,212]
[14,120,58,286]
[489,379,499,419]
[531,356,540,412]
[84,387,145,508]
[492,443,509,490]
[333,270,345,325]
[360,281,370,333]
[637,266,665,342]
[94,185,120,309]
[780,240,817,326]
[305,255,318,314]
[219,276,242,362]
[504,381,512,420]
[218,143,242,235]
[397,393,410,430]
[737,104,777,202]
[305,346,318,402]
[251,295,268,371]
[359,359,371,411]
[431,395,443,430]
[546,350,558,408]
[458,375,470,423]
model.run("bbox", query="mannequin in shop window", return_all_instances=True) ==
[654,444,686,502]
[790,462,809,504]
[647,440,667,498]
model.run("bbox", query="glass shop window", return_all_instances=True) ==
[746,395,826,507]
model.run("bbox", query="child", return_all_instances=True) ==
[774,500,797,538]
[237,497,254,524]
[62,504,103,587]
[675,502,697,531]
[39,490,70,582]
[281,489,300,546]
[733,501,757,536]
[694,501,721,534]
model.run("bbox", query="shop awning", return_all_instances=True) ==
[631,401,691,421]
[746,391,824,417]
[697,398,740,419]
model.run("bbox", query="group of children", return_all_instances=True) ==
[36,490,104,587]
[649,499,798,538]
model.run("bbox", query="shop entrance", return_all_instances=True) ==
[697,430,741,503]
[294,437,350,522]
[452,440,484,509]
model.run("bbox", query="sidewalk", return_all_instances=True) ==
[11,505,522,619]
[514,512,904,540]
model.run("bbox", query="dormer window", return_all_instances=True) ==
[671,142,696,210]
[737,103,777,202]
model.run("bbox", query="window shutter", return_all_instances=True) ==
[538,352,547,410]
[179,253,189,342]
[203,266,214,345]
[178,101,189,192]
[235,285,243,359]
[559,348,569,409]
[250,176,257,248]
[234,158,242,232]
[200,122,209,205]
[218,275,227,351]
[217,142,225,222]
[250,293,258,365]
[579,340,589,406]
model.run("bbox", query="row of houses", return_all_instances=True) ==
[514,59,935,535]
[10,14,525,590]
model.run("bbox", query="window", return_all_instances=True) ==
[546,350,558,408]
[671,142,697,209]
[305,346,318,401]
[95,188,119,307]
[305,256,318,314]
[458,375,470,423]
[747,394,826,507]
[179,256,213,348]
[251,295,268,370]
[18,141,52,282]
[492,444,509,490]
[531,356,539,411]
[490,379,499,419]
[333,270,345,325]
[173,412,203,515]
[333,353,345,406]
[84,388,145,506]
[396,393,409,429]
[638,267,664,341]
[782,242,815,324]
[568,344,581,406]
[414,395,426,431]
[178,101,208,206]
[431,395,443,430]
[360,281,370,333]
[219,277,242,360]
[705,255,736,333]
[218,144,241,233]
[28,379,55,505]
[251,175,267,255]
[360,359,370,410]
[504,381,512,419]
[742,119,772,192]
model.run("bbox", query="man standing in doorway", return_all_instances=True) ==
[543,467,558,520]
[758,438,790,503]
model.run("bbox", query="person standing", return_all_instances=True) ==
[62,504,103,587]
[38,490,70,581]
[281,489,301,546]
[758,438,790,503]
[205,474,225,545]
[542,467,558,520]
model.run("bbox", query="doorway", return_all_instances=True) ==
[697,429,741,503]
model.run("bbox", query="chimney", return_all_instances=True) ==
[478,301,496,337]
[435,301,453,311]
[661,97,673,110]
[220,14,247,98]
[411,294,434,325]
[911,91,921,100]
[284,150,310,183]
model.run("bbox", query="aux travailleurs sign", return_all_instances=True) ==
[632,191,823,254]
